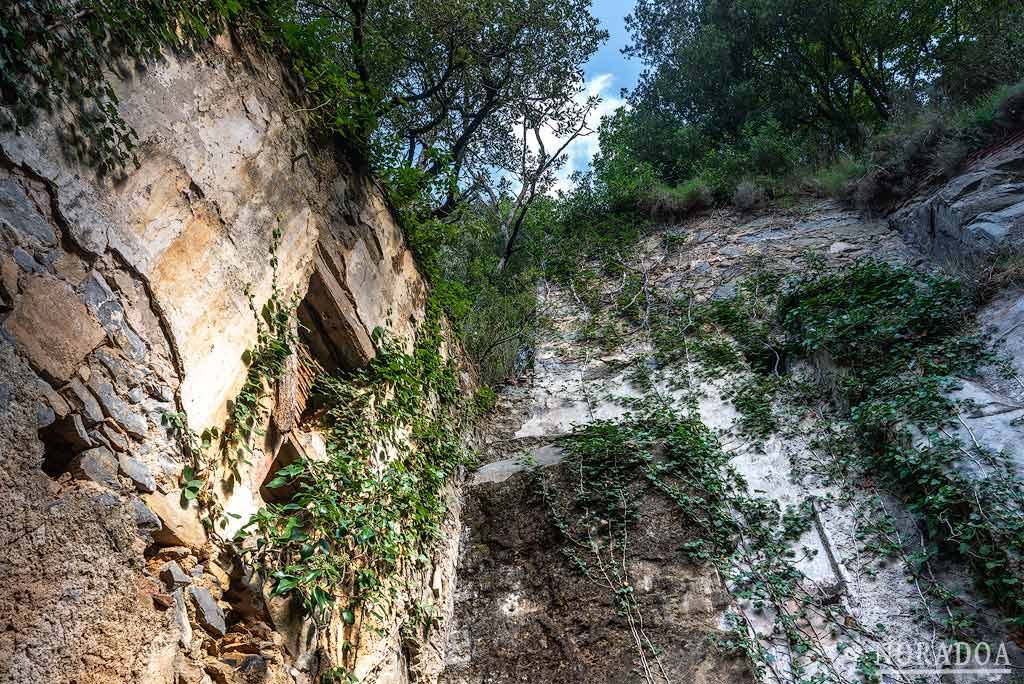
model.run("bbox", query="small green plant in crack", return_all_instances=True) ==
[160,409,232,531]
[220,227,300,480]
[322,666,359,684]
[405,599,440,639]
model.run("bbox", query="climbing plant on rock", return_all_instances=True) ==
[1,0,255,172]
[240,298,474,636]
[777,260,1023,627]
[674,258,1024,628]
[532,396,896,684]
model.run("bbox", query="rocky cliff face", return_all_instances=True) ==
[2,30,1023,684]
[439,150,1024,682]
[0,36,460,684]
[892,132,1024,260]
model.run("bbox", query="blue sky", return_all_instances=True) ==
[587,0,642,92]
[548,0,642,191]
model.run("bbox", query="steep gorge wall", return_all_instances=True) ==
[440,152,1024,682]
[0,35,460,684]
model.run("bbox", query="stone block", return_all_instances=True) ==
[102,423,129,452]
[67,378,104,426]
[71,446,118,486]
[188,586,226,637]
[3,274,106,383]
[131,498,163,534]
[172,589,193,647]
[88,377,148,438]
[0,177,56,245]
[118,453,156,493]
[0,255,17,309]
[12,246,42,273]
[160,561,192,590]
[143,490,208,550]
[38,379,70,418]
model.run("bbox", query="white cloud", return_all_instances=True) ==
[519,73,625,195]
[554,73,625,193]
[495,73,625,196]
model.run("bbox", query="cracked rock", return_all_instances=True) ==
[88,377,148,438]
[118,453,156,493]
[0,178,56,245]
[39,413,94,453]
[131,498,162,534]
[3,274,106,383]
[160,561,192,590]
[67,378,104,426]
[12,247,43,274]
[94,348,126,380]
[151,384,174,402]
[188,586,226,637]
[71,446,118,486]
[102,423,129,452]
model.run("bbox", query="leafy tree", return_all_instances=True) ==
[625,0,1024,151]
[274,0,606,213]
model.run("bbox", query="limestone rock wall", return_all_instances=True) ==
[891,133,1024,260]
[890,136,1024,479]
[0,35,456,684]
[440,189,1024,681]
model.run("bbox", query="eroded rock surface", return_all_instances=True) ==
[892,134,1024,258]
[3,25,1024,684]
[0,37,449,684]
[441,192,1024,682]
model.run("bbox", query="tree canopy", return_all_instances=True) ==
[272,0,605,212]
[621,0,1024,171]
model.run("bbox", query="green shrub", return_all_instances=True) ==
[732,180,767,211]
[471,386,498,416]
[952,80,1024,135]
[803,155,868,198]
[775,261,1024,624]
[725,374,780,439]
[241,307,474,621]
[778,260,980,402]
[644,178,713,217]
[743,117,800,178]
[852,80,1024,208]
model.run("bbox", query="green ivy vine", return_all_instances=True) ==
[532,397,892,684]
[239,297,474,648]
[1,0,256,172]
[665,258,1024,629]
